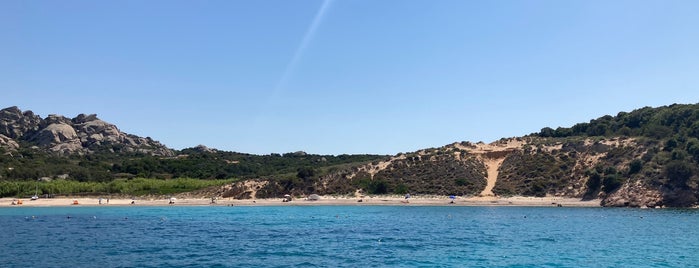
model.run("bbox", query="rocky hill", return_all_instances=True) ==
[2,104,699,208]
[0,106,173,156]
[224,103,699,208]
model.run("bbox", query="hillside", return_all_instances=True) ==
[225,103,699,207]
[0,106,389,197]
[0,106,173,156]
[2,104,699,207]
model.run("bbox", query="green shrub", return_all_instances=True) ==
[394,184,409,194]
[602,174,623,193]
[0,178,237,198]
[664,160,694,187]
[367,180,388,195]
[628,159,643,175]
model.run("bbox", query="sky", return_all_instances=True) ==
[2,0,699,155]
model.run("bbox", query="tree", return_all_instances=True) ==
[296,167,315,180]
[689,122,699,138]
[602,174,622,193]
[628,159,643,175]
[587,123,609,136]
[664,160,694,187]
[554,127,573,137]
[643,125,672,139]
[367,180,388,194]
[539,127,554,137]
[686,138,699,161]
[583,172,602,199]
[571,122,589,135]
[664,138,678,152]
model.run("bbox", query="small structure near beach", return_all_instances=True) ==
[307,194,320,201]
[282,194,292,202]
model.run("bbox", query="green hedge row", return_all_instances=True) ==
[0,178,237,198]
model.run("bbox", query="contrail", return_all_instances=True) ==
[268,0,333,104]
[251,0,333,146]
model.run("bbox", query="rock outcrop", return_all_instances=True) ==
[30,123,82,154]
[0,106,42,139]
[0,106,173,156]
[600,180,663,207]
[2,103,698,208]
[0,134,19,152]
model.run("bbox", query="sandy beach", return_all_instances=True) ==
[0,195,601,207]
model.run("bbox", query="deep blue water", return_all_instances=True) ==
[1,206,697,267]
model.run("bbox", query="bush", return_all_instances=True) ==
[394,184,409,194]
[628,159,643,175]
[367,180,388,195]
[664,160,694,187]
[454,178,468,186]
[296,167,315,180]
[584,172,602,199]
[602,174,623,193]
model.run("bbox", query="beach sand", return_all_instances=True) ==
[0,195,601,207]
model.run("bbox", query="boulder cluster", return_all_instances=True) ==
[0,106,173,156]
[600,180,663,208]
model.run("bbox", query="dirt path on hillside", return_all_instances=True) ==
[454,140,523,197]
[480,157,505,196]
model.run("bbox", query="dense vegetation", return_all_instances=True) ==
[495,150,577,197]
[0,178,236,198]
[537,103,699,141]
[528,103,699,206]
[237,149,488,198]
[368,152,486,196]
[493,137,647,199]
[3,103,699,206]
[113,150,384,180]
[0,145,386,197]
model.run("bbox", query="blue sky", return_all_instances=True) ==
[2,0,699,155]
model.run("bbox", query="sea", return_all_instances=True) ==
[1,206,697,267]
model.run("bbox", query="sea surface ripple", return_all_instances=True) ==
[1,206,697,267]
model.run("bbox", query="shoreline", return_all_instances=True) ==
[0,195,601,207]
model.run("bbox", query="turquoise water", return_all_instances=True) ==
[1,206,697,267]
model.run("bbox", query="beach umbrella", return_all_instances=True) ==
[449,195,456,199]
